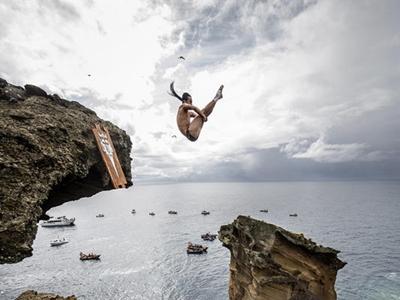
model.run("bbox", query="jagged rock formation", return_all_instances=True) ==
[0,78,132,264]
[16,290,77,300]
[219,216,346,300]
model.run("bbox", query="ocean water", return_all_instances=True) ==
[1,181,400,300]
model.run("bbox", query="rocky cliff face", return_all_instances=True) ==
[0,78,132,264]
[16,290,77,300]
[219,216,346,300]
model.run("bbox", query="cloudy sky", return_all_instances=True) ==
[1,0,399,182]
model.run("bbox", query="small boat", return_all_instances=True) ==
[131,209,136,214]
[168,210,178,215]
[187,242,208,254]
[79,252,101,261]
[41,216,75,227]
[289,213,298,217]
[96,214,104,218]
[201,233,217,241]
[149,212,155,216]
[259,209,268,213]
[201,210,210,215]
[50,238,68,247]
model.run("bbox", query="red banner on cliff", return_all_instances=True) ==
[92,124,127,189]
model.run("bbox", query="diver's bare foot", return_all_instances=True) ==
[214,85,224,101]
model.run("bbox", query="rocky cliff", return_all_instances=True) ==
[219,216,346,300]
[0,78,132,264]
[16,290,77,300]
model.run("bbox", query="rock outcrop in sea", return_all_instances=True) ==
[219,216,346,300]
[0,78,132,264]
[16,290,77,300]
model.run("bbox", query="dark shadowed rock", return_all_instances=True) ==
[50,94,62,102]
[0,79,133,264]
[219,216,346,300]
[16,290,77,300]
[24,84,48,97]
[0,77,7,88]
[1,84,25,102]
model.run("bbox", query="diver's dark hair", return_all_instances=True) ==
[169,81,191,102]
[182,92,191,101]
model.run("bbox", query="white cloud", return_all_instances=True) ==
[0,1,179,106]
[165,0,400,167]
[1,0,399,181]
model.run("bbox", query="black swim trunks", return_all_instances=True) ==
[186,131,197,142]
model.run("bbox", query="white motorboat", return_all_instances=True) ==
[50,238,68,246]
[41,216,75,227]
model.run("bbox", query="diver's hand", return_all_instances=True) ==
[201,113,208,122]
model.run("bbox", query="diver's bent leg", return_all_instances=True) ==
[202,100,217,117]
[202,85,223,117]
[187,116,204,141]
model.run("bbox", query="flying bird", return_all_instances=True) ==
[87,74,91,77]
[171,135,177,138]
[178,56,185,60]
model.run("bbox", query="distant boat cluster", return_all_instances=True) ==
[41,216,100,260]
[259,209,298,217]
[128,209,210,216]
[42,217,74,248]
[41,208,298,259]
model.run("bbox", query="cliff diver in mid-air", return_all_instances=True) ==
[169,82,224,142]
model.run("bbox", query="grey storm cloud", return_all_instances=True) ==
[177,148,400,182]
[327,107,400,160]
[162,0,316,68]
[40,0,81,20]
